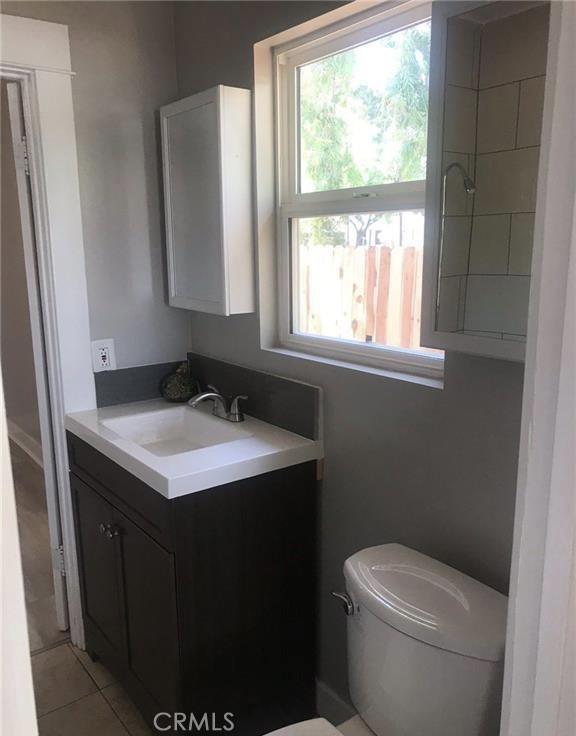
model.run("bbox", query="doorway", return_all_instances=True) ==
[0,79,68,648]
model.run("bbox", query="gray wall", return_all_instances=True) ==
[1,80,42,444]
[2,1,189,368]
[174,1,525,703]
[0,0,526,708]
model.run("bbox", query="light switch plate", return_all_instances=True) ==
[91,338,116,372]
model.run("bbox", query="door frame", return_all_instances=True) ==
[500,2,575,733]
[4,79,68,631]
[0,14,96,647]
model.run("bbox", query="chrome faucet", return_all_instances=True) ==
[188,385,248,423]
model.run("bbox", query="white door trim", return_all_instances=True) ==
[1,14,96,647]
[5,79,69,631]
[500,2,576,734]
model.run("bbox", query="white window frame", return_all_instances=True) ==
[273,1,443,379]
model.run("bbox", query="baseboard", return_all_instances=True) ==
[316,679,356,726]
[7,420,43,468]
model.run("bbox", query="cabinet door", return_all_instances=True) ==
[72,476,124,655]
[115,509,180,709]
[160,86,254,316]
[162,91,224,312]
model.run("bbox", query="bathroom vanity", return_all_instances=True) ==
[66,400,322,735]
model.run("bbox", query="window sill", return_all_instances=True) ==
[263,345,444,390]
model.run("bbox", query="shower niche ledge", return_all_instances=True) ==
[421,0,550,361]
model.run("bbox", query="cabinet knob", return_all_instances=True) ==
[99,522,119,539]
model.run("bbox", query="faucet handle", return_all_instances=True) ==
[229,395,248,422]
[207,384,220,393]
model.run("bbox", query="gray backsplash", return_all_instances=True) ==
[188,352,320,440]
[94,361,182,407]
[94,355,321,441]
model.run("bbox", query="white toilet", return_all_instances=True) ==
[267,543,507,736]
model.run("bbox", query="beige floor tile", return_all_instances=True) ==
[70,645,116,689]
[32,643,98,716]
[27,597,69,653]
[38,692,129,736]
[11,442,68,653]
[102,683,153,736]
[27,615,45,653]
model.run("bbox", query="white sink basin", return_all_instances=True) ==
[101,405,252,457]
[66,399,322,499]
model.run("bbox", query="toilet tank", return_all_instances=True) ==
[343,544,507,736]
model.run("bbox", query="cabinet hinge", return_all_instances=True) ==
[52,545,67,577]
[14,136,30,176]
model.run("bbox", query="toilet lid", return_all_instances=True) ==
[265,718,342,736]
[344,544,507,662]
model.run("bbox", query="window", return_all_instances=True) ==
[275,3,442,375]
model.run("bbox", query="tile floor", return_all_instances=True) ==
[31,643,370,736]
[11,441,69,652]
[32,642,152,735]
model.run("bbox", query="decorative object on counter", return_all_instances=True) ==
[160,362,198,403]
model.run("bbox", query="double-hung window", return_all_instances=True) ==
[275,3,442,376]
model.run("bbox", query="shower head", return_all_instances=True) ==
[444,162,476,194]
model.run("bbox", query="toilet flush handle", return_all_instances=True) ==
[331,591,355,616]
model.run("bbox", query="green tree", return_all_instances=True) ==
[355,25,431,182]
[299,22,431,246]
[300,52,361,192]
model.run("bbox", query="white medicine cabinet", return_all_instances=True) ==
[160,85,254,315]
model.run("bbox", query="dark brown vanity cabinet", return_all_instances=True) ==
[68,432,318,735]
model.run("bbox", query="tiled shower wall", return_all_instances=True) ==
[438,4,549,339]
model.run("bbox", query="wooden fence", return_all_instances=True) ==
[298,243,424,350]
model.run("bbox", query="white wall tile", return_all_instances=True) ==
[477,83,519,153]
[475,147,540,214]
[469,215,510,274]
[479,5,550,88]
[443,85,477,154]
[437,276,463,332]
[446,17,481,88]
[464,275,530,334]
[517,76,546,148]
[441,216,471,276]
[509,213,535,275]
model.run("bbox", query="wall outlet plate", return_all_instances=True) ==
[91,339,116,372]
